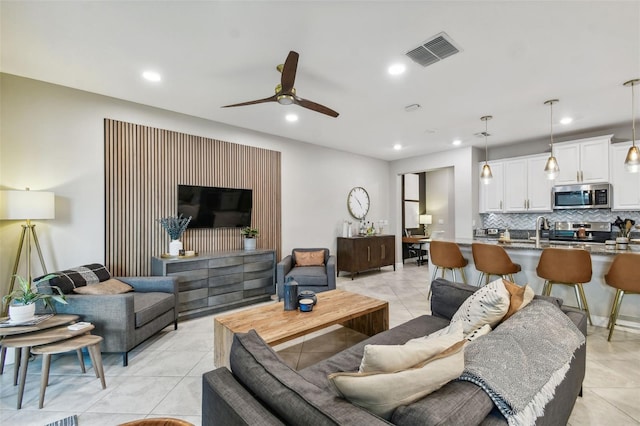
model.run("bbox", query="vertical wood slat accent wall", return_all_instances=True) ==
[104,119,281,277]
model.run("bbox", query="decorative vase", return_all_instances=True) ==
[243,237,256,251]
[9,303,36,323]
[169,239,183,256]
[616,237,629,250]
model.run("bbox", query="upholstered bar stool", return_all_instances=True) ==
[429,241,468,284]
[471,243,521,286]
[536,247,593,325]
[604,253,640,341]
[427,241,468,299]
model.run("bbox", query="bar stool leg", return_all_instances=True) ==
[452,269,457,282]
[0,346,6,375]
[476,272,484,287]
[459,268,467,284]
[575,284,593,326]
[607,290,625,341]
[39,354,52,409]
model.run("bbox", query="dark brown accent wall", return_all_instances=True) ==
[104,119,281,276]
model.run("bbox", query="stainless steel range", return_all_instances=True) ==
[549,221,613,243]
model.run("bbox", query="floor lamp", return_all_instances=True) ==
[0,189,55,311]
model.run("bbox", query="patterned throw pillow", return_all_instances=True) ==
[450,278,511,335]
[501,279,535,321]
[35,264,112,294]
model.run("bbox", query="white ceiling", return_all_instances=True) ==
[2,1,639,161]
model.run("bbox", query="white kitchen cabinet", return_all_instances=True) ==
[503,154,552,213]
[610,142,640,210]
[479,161,504,213]
[553,135,611,185]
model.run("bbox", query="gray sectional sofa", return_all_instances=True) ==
[202,278,587,425]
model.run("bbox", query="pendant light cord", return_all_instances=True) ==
[549,101,554,154]
[484,118,489,164]
[633,81,637,148]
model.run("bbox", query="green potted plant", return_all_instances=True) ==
[240,226,259,251]
[2,274,67,322]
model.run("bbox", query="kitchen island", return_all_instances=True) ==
[424,238,640,329]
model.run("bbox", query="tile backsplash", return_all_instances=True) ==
[481,210,640,233]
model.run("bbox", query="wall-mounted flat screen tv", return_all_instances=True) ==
[177,185,252,228]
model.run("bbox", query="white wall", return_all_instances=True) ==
[389,146,482,261]
[0,73,389,293]
[425,167,455,239]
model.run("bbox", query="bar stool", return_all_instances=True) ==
[471,243,521,286]
[429,241,468,284]
[536,247,593,325]
[604,253,640,341]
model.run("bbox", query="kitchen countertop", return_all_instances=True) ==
[463,238,637,256]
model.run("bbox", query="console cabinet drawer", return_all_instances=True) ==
[152,250,276,320]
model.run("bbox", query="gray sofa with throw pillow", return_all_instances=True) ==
[276,248,336,300]
[36,263,179,366]
[202,278,587,425]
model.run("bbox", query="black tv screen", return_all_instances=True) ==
[177,185,252,228]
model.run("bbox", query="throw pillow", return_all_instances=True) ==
[359,322,463,373]
[466,324,492,341]
[294,250,325,266]
[501,279,535,321]
[72,278,133,295]
[450,277,511,335]
[35,263,112,294]
[328,340,466,420]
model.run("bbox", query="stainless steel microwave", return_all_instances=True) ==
[552,183,612,210]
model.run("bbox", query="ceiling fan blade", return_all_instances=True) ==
[294,96,339,118]
[221,95,278,108]
[280,51,299,93]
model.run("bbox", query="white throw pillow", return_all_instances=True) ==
[329,341,465,420]
[359,321,463,373]
[450,278,511,335]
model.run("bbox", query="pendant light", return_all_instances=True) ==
[480,115,493,185]
[623,79,640,173]
[543,99,560,180]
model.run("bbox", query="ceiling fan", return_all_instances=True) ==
[222,51,339,118]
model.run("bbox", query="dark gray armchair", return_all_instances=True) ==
[276,248,336,301]
[42,275,178,366]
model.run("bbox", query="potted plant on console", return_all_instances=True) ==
[2,274,66,323]
[157,214,192,256]
[240,226,259,251]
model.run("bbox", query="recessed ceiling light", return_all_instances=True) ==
[142,70,161,82]
[393,144,403,150]
[452,139,462,146]
[388,63,406,76]
[285,113,298,122]
[560,117,573,125]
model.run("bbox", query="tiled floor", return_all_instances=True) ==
[1,262,639,425]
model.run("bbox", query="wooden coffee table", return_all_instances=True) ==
[214,289,389,368]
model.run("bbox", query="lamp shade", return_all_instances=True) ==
[0,190,55,220]
[419,214,432,225]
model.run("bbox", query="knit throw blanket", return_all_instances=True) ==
[458,299,585,426]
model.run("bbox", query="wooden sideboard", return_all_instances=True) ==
[337,235,396,279]
[151,250,275,320]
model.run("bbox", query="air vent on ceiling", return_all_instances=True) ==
[406,32,461,67]
[474,132,491,138]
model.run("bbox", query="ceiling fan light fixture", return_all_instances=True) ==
[624,79,640,173]
[480,115,493,185]
[277,94,295,105]
[544,99,560,179]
